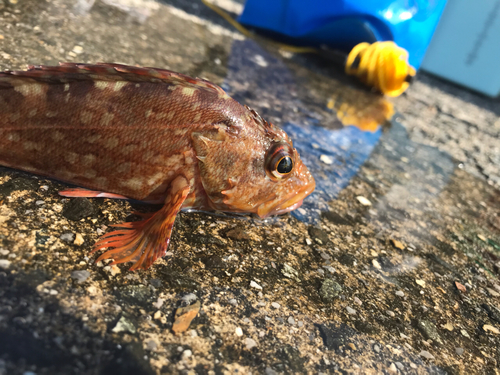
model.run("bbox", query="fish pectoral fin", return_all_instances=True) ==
[90,177,191,271]
[59,188,129,200]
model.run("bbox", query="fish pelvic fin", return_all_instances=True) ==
[90,176,190,271]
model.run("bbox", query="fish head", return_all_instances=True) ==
[192,110,315,218]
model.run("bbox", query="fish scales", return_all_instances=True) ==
[0,64,244,201]
[0,63,315,270]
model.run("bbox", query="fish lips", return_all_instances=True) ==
[256,178,316,219]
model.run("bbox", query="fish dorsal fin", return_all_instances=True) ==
[0,63,227,96]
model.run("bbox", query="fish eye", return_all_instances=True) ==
[277,156,293,174]
[266,142,295,180]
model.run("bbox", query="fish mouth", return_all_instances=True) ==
[270,199,304,216]
[256,179,315,219]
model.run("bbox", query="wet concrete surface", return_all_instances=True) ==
[1,0,500,374]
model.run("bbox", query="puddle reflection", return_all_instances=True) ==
[328,94,394,133]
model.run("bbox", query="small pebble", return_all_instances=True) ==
[419,350,435,360]
[395,362,404,370]
[356,196,372,206]
[182,349,192,359]
[235,327,243,337]
[181,293,197,305]
[323,266,335,274]
[372,259,381,270]
[483,324,500,334]
[0,259,11,269]
[297,321,303,327]
[73,233,84,246]
[271,302,280,309]
[145,339,157,351]
[281,263,300,282]
[346,306,356,315]
[486,287,500,297]
[71,270,90,283]
[250,280,262,290]
[153,297,164,309]
[441,322,453,331]
[60,233,75,243]
[373,344,380,353]
[245,337,257,350]
[455,347,464,355]
[320,252,331,260]
[354,297,362,306]
[0,249,9,256]
[455,281,466,293]
[396,291,405,297]
[386,310,395,317]
[112,316,136,334]
[390,239,405,250]
[320,154,333,164]
[415,279,426,287]
[288,316,295,325]
[228,298,238,306]
[72,45,84,54]
[388,363,397,373]
[35,200,45,205]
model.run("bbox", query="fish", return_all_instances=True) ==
[0,63,315,270]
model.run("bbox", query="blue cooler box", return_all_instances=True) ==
[239,0,447,70]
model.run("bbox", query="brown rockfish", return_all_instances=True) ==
[0,63,315,270]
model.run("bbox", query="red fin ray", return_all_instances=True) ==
[90,179,190,271]
[59,188,130,199]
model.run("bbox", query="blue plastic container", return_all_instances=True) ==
[239,0,447,69]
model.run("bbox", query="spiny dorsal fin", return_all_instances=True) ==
[0,62,226,96]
